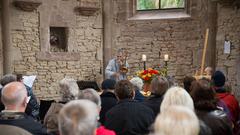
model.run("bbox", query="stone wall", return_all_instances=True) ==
[10,0,103,100]
[108,0,211,84]
[216,5,240,99]
[108,0,240,100]
[3,0,240,101]
[0,7,2,77]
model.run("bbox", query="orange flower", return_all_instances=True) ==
[144,76,150,81]
[137,68,159,83]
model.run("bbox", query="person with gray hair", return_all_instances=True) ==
[130,77,145,102]
[143,76,169,117]
[79,88,101,107]
[0,74,17,86]
[59,78,79,102]
[153,105,200,135]
[0,82,48,135]
[44,78,80,135]
[79,88,116,135]
[58,100,98,135]
[105,48,129,82]
[0,74,17,111]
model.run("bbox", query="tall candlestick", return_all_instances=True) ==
[142,54,147,62]
[144,61,146,70]
[142,54,147,70]
[164,54,169,62]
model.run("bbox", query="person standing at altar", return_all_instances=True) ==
[105,48,129,82]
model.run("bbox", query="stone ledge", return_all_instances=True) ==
[211,0,240,7]
[75,7,100,16]
[13,0,42,12]
[37,52,81,61]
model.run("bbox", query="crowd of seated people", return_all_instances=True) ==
[0,70,239,135]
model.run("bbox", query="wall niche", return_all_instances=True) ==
[37,0,81,61]
[50,27,68,52]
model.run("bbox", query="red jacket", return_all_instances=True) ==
[216,93,240,124]
[96,126,116,135]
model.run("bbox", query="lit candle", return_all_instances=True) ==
[142,54,147,62]
[164,54,169,61]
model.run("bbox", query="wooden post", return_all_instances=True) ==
[200,28,209,75]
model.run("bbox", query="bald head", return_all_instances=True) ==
[1,82,28,111]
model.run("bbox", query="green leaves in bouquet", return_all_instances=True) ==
[158,66,168,77]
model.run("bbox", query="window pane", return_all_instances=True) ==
[137,0,159,10]
[161,0,185,9]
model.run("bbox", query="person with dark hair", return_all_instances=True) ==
[183,76,196,93]
[143,76,169,117]
[99,79,118,124]
[190,79,233,135]
[16,74,40,120]
[0,74,17,111]
[212,71,240,134]
[105,80,154,135]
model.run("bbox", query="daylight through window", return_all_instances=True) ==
[137,0,185,10]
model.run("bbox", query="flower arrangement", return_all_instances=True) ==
[137,68,160,83]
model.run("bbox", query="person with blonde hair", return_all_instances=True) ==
[58,100,98,135]
[160,86,194,112]
[44,78,80,135]
[161,86,213,135]
[154,105,200,135]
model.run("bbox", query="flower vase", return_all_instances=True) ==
[143,83,151,92]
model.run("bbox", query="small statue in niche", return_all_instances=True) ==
[50,32,60,46]
[49,27,67,52]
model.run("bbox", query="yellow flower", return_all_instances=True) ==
[148,68,153,70]
[142,75,147,79]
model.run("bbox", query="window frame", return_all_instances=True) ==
[136,0,186,11]
[128,0,191,20]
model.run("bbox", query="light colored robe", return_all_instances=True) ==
[105,58,129,82]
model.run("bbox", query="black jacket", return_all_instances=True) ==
[142,93,164,118]
[99,91,117,124]
[0,112,48,135]
[196,109,233,135]
[25,85,40,120]
[105,99,154,135]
